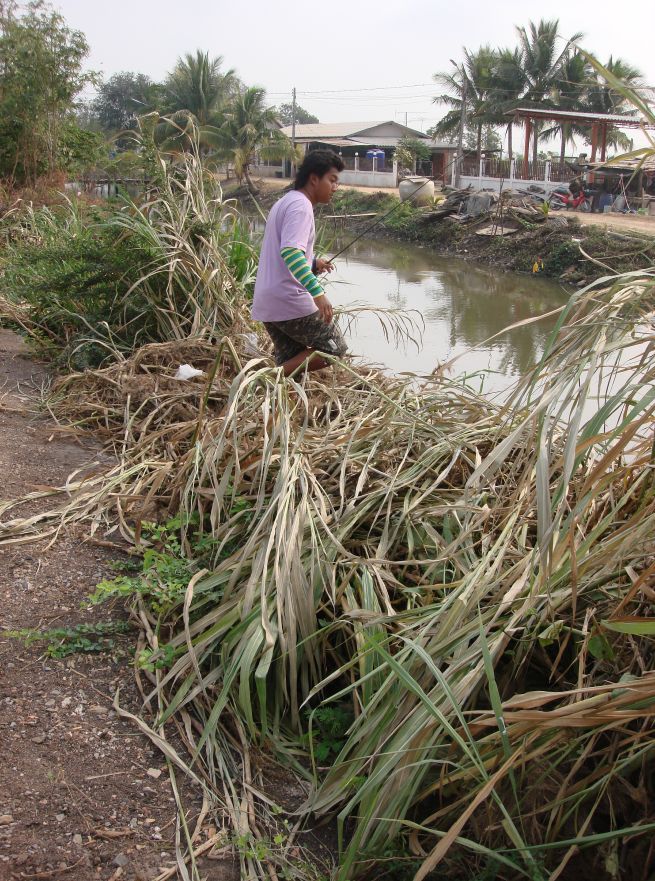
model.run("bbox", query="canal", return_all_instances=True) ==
[327,238,568,393]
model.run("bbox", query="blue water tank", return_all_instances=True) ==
[366,148,386,169]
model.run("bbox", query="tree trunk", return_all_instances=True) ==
[507,123,513,160]
[244,164,256,193]
[477,121,482,161]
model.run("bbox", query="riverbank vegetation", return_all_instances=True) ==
[2,100,655,879]
[1,5,655,876]
[326,188,655,284]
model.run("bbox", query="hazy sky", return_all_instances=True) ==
[57,0,653,139]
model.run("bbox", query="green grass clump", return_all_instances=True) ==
[0,131,259,368]
[3,621,131,657]
[0,204,162,368]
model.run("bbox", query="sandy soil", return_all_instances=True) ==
[575,210,655,236]
[0,331,234,881]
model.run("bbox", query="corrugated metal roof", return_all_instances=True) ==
[301,138,360,147]
[281,122,384,138]
[280,120,428,139]
[294,136,417,148]
[593,154,655,172]
[507,107,654,129]
[347,137,415,147]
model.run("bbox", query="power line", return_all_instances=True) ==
[267,80,655,97]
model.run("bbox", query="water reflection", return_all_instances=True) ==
[329,238,567,390]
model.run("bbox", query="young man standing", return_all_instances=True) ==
[252,150,348,376]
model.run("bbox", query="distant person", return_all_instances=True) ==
[568,175,583,197]
[598,181,613,212]
[252,150,348,376]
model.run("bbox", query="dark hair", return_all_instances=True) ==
[294,150,344,189]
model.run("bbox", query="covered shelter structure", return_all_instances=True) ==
[584,153,655,214]
[508,107,655,167]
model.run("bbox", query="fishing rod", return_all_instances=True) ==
[324,151,463,264]
[326,176,436,263]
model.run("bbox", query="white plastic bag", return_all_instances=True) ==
[174,363,204,381]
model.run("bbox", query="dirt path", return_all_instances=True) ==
[0,331,222,881]
[575,210,655,236]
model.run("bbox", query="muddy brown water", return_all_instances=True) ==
[327,238,568,394]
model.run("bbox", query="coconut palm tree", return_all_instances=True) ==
[164,50,237,126]
[488,48,527,159]
[214,86,297,190]
[545,50,590,162]
[433,46,498,160]
[515,19,583,164]
[582,57,642,151]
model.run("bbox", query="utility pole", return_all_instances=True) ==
[455,67,467,188]
[290,86,297,178]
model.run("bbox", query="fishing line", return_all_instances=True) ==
[324,152,462,264]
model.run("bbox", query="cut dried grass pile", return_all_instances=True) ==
[2,269,654,879]
[2,88,655,876]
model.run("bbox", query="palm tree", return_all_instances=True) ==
[546,50,590,162]
[582,57,642,151]
[433,46,498,160]
[516,19,583,164]
[164,50,237,126]
[488,48,527,159]
[215,86,296,190]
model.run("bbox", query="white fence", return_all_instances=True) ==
[252,158,399,189]
[456,157,571,193]
[338,156,398,188]
[459,175,563,194]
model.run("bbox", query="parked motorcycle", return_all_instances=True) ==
[548,185,592,212]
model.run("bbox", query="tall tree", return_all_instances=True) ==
[544,50,590,161]
[582,57,642,151]
[275,102,318,125]
[515,19,583,164]
[488,48,526,159]
[464,124,501,153]
[163,50,237,126]
[433,46,498,160]
[92,72,163,134]
[0,0,94,183]
[215,86,296,190]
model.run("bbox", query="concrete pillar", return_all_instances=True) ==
[600,124,608,162]
[545,160,551,183]
[523,118,531,173]
[510,159,515,183]
[354,153,359,171]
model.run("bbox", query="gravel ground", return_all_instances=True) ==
[0,330,237,881]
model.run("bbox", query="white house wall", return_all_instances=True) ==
[339,169,398,188]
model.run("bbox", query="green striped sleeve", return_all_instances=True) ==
[280,247,324,298]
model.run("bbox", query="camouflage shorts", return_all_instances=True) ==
[264,313,348,367]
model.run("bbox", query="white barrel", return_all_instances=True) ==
[399,177,435,205]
